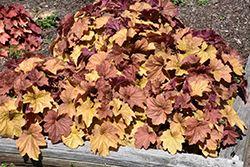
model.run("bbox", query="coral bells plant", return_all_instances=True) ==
[0,0,248,161]
[0,4,42,59]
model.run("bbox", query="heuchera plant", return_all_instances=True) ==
[0,0,248,161]
[0,4,42,59]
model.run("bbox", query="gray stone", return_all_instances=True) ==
[0,136,244,167]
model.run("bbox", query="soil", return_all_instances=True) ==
[0,0,249,166]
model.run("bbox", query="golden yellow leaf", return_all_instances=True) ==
[177,34,203,57]
[85,70,100,82]
[109,99,135,126]
[76,97,101,127]
[165,54,188,76]
[62,123,85,149]
[43,58,66,75]
[0,106,25,138]
[197,42,217,64]
[161,129,185,155]
[220,105,246,133]
[23,86,54,113]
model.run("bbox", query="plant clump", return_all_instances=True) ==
[0,0,248,160]
[0,4,42,59]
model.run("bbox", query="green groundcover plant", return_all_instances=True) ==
[0,4,42,59]
[0,0,248,161]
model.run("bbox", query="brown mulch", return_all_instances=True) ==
[0,0,249,166]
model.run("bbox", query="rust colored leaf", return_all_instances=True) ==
[134,124,157,149]
[44,110,73,144]
[146,95,173,125]
[185,118,211,145]
[119,85,146,109]
[146,55,167,82]
[221,126,239,146]
[26,69,49,87]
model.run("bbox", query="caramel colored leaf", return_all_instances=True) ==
[15,57,44,73]
[129,2,152,11]
[161,129,185,155]
[189,76,211,97]
[209,59,232,83]
[90,122,119,157]
[109,28,127,46]
[16,124,46,161]
[44,110,73,143]
[23,86,54,113]
[177,34,203,56]
[62,123,85,149]
[71,17,89,39]
[43,58,66,75]
[95,15,111,29]
[146,95,173,125]
[58,88,78,118]
[86,52,108,70]
[170,113,186,135]
[134,124,156,149]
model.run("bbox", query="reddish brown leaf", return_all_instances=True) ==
[44,110,73,143]
[119,85,146,109]
[185,118,211,145]
[146,55,166,82]
[26,69,49,87]
[204,104,221,124]
[134,124,157,149]
[221,126,239,146]
[146,95,173,125]
[0,32,10,44]
[96,60,117,78]
[97,103,113,120]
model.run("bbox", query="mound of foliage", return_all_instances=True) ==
[0,4,41,59]
[0,0,248,161]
